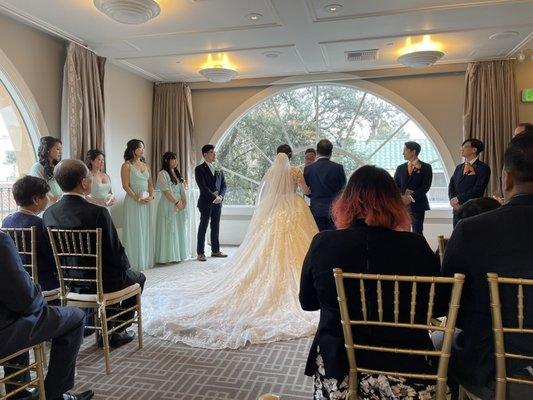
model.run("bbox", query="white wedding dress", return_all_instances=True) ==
[142,153,319,349]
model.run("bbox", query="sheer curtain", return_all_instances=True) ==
[61,42,106,159]
[152,82,197,258]
[463,59,517,196]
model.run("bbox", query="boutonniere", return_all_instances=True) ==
[214,168,221,175]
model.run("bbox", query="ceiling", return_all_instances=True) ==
[1,0,532,82]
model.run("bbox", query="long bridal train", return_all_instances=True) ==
[142,153,319,349]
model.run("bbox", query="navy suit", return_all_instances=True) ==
[195,162,227,254]
[394,161,433,234]
[442,194,533,392]
[448,159,491,226]
[304,158,346,231]
[0,231,85,399]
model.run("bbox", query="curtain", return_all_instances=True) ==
[463,59,517,196]
[151,82,195,182]
[61,42,106,160]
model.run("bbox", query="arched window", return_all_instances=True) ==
[0,75,37,219]
[216,84,448,206]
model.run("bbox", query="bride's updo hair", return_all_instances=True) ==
[276,144,292,159]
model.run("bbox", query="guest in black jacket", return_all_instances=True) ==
[2,175,58,291]
[43,159,145,347]
[394,141,433,234]
[448,138,491,226]
[300,165,446,400]
[442,132,533,396]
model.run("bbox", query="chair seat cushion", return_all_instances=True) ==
[66,283,140,303]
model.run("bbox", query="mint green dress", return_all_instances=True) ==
[155,171,189,263]
[123,163,153,271]
[29,162,62,199]
[90,174,112,201]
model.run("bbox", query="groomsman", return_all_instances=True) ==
[448,138,491,227]
[304,139,346,231]
[195,144,227,261]
[394,141,433,234]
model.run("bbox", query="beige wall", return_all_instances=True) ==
[516,60,533,124]
[0,13,64,136]
[104,62,153,227]
[191,72,466,169]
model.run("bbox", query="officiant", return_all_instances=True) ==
[195,144,227,261]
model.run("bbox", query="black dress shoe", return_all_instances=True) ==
[10,388,38,400]
[61,390,94,400]
[110,330,135,348]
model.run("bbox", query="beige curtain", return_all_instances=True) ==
[152,82,195,182]
[61,42,106,160]
[463,59,517,196]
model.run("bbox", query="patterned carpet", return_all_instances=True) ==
[72,247,316,399]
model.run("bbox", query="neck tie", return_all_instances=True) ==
[407,162,414,175]
[463,162,472,176]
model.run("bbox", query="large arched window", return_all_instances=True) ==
[0,74,37,219]
[216,84,448,206]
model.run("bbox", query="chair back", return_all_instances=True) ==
[487,273,533,400]
[1,226,38,283]
[437,235,447,265]
[333,269,464,400]
[47,228,103,303]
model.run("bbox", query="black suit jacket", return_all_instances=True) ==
[394,161,432,212]
[43,195,130,292]
[299,220,446,380]
[0,232,44,355]
[448,159,491,204]
[442,194,533,387]
[303,158,346,218]
[194,162,227,210]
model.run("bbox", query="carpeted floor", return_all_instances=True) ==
[72,247,315,399]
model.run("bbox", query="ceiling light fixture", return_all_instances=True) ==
[489,31,519,40]
[246,13,263,21]
[324,4,343,13]
[397,35,444,68]
[263,51,282,58]
[199,65,238,83]
[94,0,161,25]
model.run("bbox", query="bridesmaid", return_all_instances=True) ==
[29,136,62,206]
[121,139,154,271]
[85,149,115,207]
[155,152,189,264]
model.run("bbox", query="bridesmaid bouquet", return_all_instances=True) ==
[104,194,116,207]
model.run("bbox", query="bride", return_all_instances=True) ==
[142,144,319,349]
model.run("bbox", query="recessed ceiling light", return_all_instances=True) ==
[263,51,282,59]
[324,4,343,13]
[246,13,263,21]
[489,31,519,40]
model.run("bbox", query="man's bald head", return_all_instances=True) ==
[54,159,91,193]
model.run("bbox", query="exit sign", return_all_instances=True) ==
[522,88,533,102]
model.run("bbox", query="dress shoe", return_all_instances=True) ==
[197,253,207,261]
[211,251,227,258]
[11,388,38,400]
[60,390,94,400]
[97,330,135,348]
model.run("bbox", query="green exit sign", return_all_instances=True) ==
[522,88,533,102]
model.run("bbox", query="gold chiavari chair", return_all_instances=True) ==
[487,273,533,400]
[333,269,465,400]
[437,235,447,265]
[257,394,280,400]
[47,228,143,374]
[1,227,60,302]
[0,345,46,400]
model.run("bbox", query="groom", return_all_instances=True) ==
[304,139,346,231]
[195,144,227,261]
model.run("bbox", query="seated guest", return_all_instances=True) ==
[299,165,446,400]
[448,138,491,227]
[442,132,533,396]
[0,231,93,400]
[513,122,533,138]
[456,197,501,221]
[394,141,433,234]
[43,159,145,347]
[2,176,58,291]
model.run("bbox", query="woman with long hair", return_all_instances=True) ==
[299,165,447,400]
[154,152,189,263]
[85,149,115,207]
[120,139,154,271]
[29,136,62,206]
[142,144,319,349]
